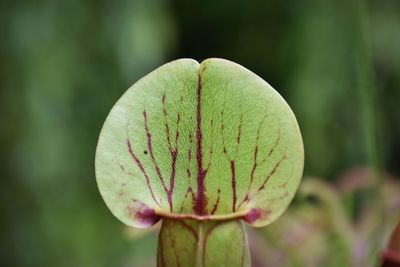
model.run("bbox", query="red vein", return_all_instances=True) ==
[127,139,160,206]
[161,94,182,212]
[162,95,173,152]
[168,150,178,211]
[118,162,134,176]
[202,222,224,264]
[221,111,228,155]
[143,111,168,192]
[221,110,243,212]
[168,224,181,267]
[175,115,181,144]
[261,133,280,164]
[187,133,193,179]
[267,191,289,204]
[235,113,243,156]
[238,115,267,208]
[144,109,177,211]
[210,189,221,215]
[180,187,195,214]
[175,220,199,241]
[205,119,214,172]
[118,163,125,172]
[230,160,237,212]
[257,155,287,191]
[195,69,207,215]
[188,133,193,161]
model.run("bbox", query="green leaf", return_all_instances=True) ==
[95,58,303,228]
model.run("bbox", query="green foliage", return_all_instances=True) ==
[251,170,400,267]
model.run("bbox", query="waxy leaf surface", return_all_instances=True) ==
[95,58,304,228]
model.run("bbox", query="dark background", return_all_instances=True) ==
[1,0,399,266]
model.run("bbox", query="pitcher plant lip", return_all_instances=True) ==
[154,209,249,221]
[155,207,269,225]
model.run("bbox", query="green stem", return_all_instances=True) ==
[353,0,385,265]
[157,218,251,267]
[354,0,383,175]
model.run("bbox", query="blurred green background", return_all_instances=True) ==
[1,0,399,266]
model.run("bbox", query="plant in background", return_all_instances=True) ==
[95,58,304,267]
[382,219,400,267]
[249,168,400,267]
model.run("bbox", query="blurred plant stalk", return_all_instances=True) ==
[353,0,386,265]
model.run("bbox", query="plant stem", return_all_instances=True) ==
[157,218,250,267]
[353,0,385,266]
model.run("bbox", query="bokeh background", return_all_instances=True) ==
[1,0,399,266]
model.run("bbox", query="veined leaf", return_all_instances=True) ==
[95,58,303,228]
